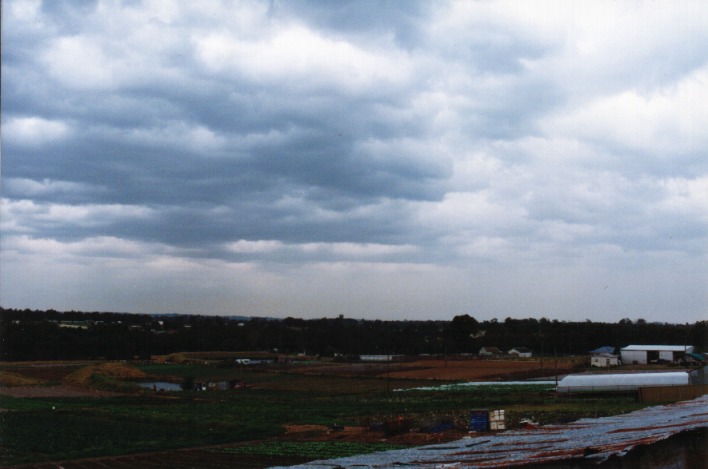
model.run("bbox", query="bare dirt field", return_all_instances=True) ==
[281,423,467,445]
[384,358,577,380]
[299,358,578,381]
[0,358,578,399]
[0,384,123,398]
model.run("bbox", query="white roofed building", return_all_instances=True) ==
[591,353,620,368]
[620,345,694,365]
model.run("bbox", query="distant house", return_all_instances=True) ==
[58,321,90,330]
[360,354,402,362]
[479,347,501,357]
[620,345,694,365]
[591,353,620,368]
[508,347,532,358]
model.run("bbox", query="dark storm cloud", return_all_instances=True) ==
[270,0,430,48]
[2,0,452,251]
[2,0,706,321]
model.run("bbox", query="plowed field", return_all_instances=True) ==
[384,358,576,380]
[298,358,577,381]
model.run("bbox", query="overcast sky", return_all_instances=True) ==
[2,0,707,323]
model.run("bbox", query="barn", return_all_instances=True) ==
[620,345,694,365]
[479,347,501,357]
[556,372,689,393]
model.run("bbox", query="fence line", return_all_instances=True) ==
[638,384,708,403]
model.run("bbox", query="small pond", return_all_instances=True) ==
[137,381,182,391]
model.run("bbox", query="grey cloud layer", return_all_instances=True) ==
[2,0,707,320]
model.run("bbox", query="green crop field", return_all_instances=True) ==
[0,364,652,467]
[208,441,409,459]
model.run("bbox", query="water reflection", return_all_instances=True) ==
[137,381,182,391]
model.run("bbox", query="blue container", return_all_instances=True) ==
[469,410,489,432]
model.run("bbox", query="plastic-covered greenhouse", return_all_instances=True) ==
[556,372,688,393]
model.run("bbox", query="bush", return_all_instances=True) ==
[181,375,194,390]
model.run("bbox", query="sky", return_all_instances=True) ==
[2,0,707,323]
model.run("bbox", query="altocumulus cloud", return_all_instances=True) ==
[1,0,707,322]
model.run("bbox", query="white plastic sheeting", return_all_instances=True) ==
[556,372,688,393]
[276,395,708,468]
[396,381,556,392]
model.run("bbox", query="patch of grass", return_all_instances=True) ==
[137,363,251,382]
[136,364,453,393]
[86,373,141,393]
[0,409,256,465]
[210,441,408,459]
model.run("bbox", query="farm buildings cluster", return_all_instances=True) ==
[587,344,701,367]
[220,343,705,372]
[181,343,707,399]
[553,344,707,404]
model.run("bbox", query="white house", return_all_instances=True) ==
[360,355,402,362]
[508,347,532,358]
[591,353,620,368]
[620,345,694,365]
[479,347,501,357]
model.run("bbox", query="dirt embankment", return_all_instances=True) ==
[0,371,44,387]
[0,385,125,398]
[63,362,147,385]
[0,362,148,398]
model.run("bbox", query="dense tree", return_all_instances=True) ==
[0,307,704,361]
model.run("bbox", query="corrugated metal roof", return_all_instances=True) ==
[278,395,708,468]
[622,345,694,352]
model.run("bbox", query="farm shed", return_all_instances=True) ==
[508,347,532,358]
[556,372,689,393]
[590,353,620,368]
[479,347,501,357]
[620,345,694,364]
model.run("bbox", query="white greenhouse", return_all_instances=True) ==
[556,372,689,393]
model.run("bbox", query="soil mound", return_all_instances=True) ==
[64,362,147,386]
[0,371,44,386]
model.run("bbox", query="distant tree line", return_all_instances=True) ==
[1,308,705,361]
